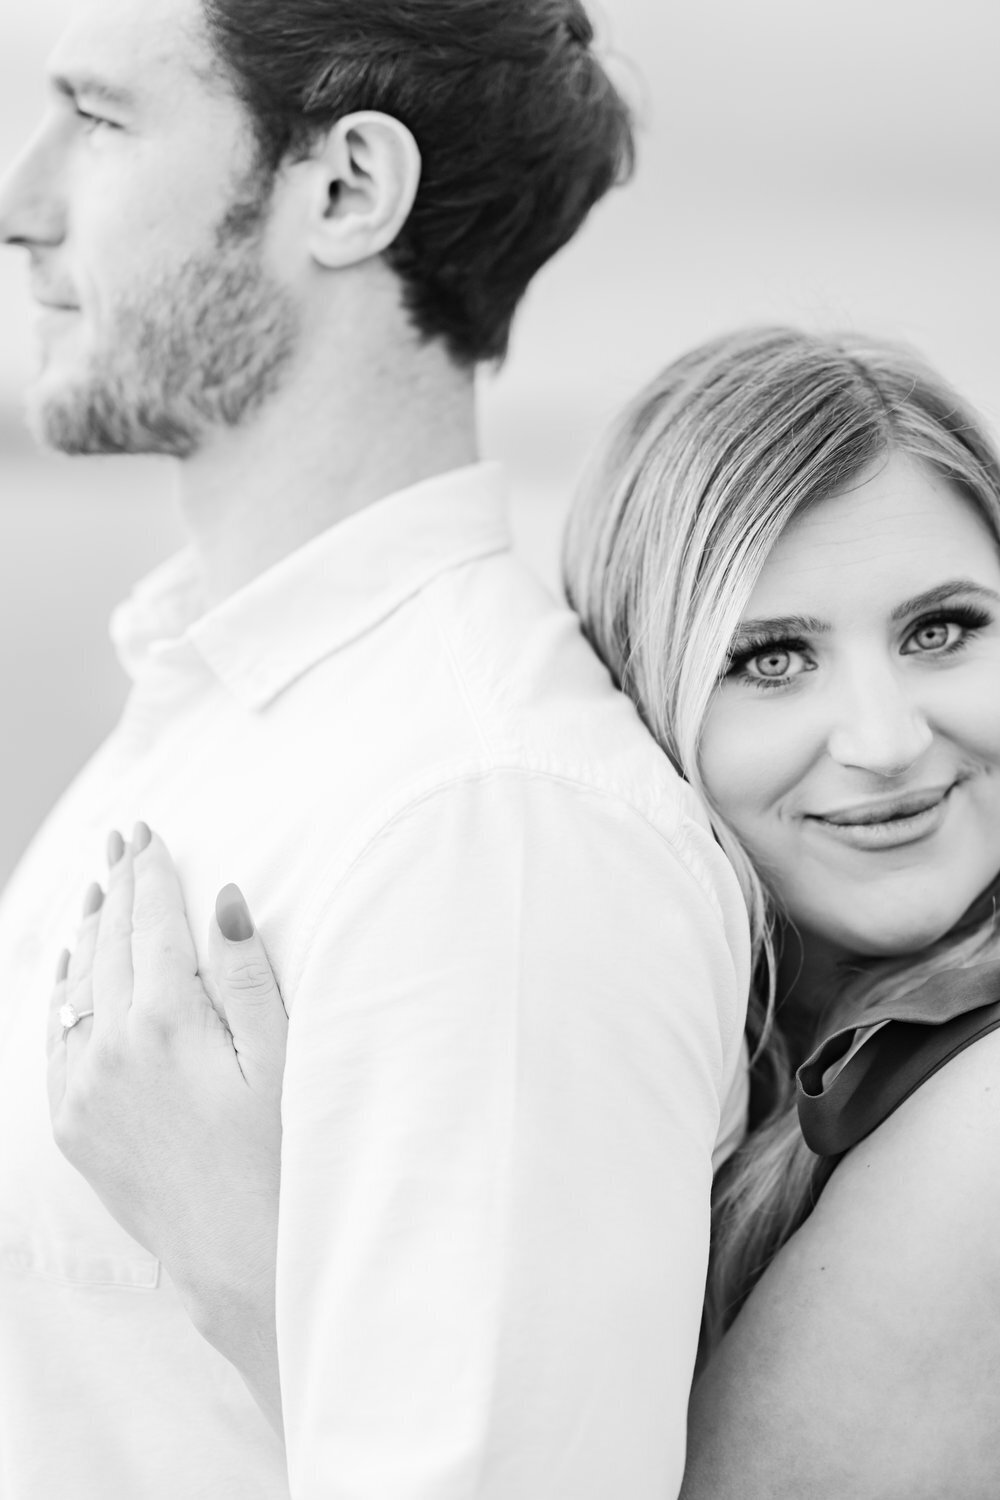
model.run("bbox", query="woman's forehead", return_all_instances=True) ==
[743,453,1000,620]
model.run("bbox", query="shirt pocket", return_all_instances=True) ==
[0,1212,160,1290]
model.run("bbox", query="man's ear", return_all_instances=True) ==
[305,112,421,269]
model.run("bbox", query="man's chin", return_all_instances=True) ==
[25,376,198,459]
[26,390,104,456]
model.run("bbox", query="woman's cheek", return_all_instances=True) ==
[701,696,806,828]
[923,660,1000,774]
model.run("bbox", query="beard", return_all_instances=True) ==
[29,178,299,458]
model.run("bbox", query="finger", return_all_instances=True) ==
[46,946,72,1053]
[45,948,72,1113]
[107,827,125,869]
[59,880,106,1053]
[46,873,104,1061]
[129,824,201,1023]
[91,839,135,1035]
[208,884,287,1097]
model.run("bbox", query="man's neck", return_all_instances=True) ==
[173,342,479,605]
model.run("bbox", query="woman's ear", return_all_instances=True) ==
[305,111,421,269]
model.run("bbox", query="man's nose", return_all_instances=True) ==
[825,670,933,778]
[0,121,66,250]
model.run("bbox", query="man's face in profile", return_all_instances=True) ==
[0,0,299,457]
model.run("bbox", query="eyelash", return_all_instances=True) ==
[75,107,115,134]
[725,605,992,692]
[725,636,811,692]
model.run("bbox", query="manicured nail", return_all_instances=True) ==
[107,830,125,866]
[132,821,151,854]
[82,882,104,917]
[216,883,254,942]
[56,948,70,983]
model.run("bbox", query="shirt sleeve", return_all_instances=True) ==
[275,771,746,1500]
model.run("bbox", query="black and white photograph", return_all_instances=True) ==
[1,1,999,1496]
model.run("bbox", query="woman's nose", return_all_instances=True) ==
[825,673,934,777]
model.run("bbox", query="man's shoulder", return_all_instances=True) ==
[417,546,697,817]
[260,541,743,947]
[276,541,719,862]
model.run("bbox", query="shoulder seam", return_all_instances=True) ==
[282,763,724,994]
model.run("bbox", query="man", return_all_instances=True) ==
[0,0,749,1495]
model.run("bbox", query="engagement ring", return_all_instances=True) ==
[59,1002,94,1038]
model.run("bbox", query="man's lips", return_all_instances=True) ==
[808,784,955,827]
[32,281,80,309]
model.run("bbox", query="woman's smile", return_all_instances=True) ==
[700,451,1000,957]
[803,780,958,852]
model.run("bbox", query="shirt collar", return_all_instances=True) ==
[110,462,511,709]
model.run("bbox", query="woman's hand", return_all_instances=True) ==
[47,823,287,1436]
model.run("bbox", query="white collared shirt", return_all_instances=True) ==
[0,464,749,1500]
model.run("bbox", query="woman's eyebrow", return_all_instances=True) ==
[890,580,1000,620]
[733,614,829,639]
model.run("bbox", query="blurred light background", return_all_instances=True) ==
[1,0,999,882]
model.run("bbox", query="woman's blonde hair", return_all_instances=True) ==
[563,326,1000,1349]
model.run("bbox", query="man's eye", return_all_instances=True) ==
[75,108,115,134]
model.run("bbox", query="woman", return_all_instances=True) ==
[564,326,1000,1493]
[55,328,1000,1491]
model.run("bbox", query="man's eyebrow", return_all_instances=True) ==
[732,614,830,640]
[50,72,136,111]
[890,580,1000,620]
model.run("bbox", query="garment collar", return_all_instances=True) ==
[110,462,511,709]
[796,864,1000,1156]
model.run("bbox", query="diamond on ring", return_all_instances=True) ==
[59,1002,94,1036]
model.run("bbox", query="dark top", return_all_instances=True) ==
[796,959,1000,1158]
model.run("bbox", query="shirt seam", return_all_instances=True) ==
[283,763,734,1000]
[416,588,497,764]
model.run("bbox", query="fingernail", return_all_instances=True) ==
[107,830,125,866]
[132,821,151,854]
[56,948,70,983]
[82,882,104,917]
[216,883,254,942]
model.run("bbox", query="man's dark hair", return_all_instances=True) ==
[201,0,635,367]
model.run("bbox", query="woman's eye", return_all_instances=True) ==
[902,613,987,656]
[747,649,796,679]
[727,642,812,687]
[911,622,956,651]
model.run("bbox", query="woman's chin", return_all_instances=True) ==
[825,909,968,961]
